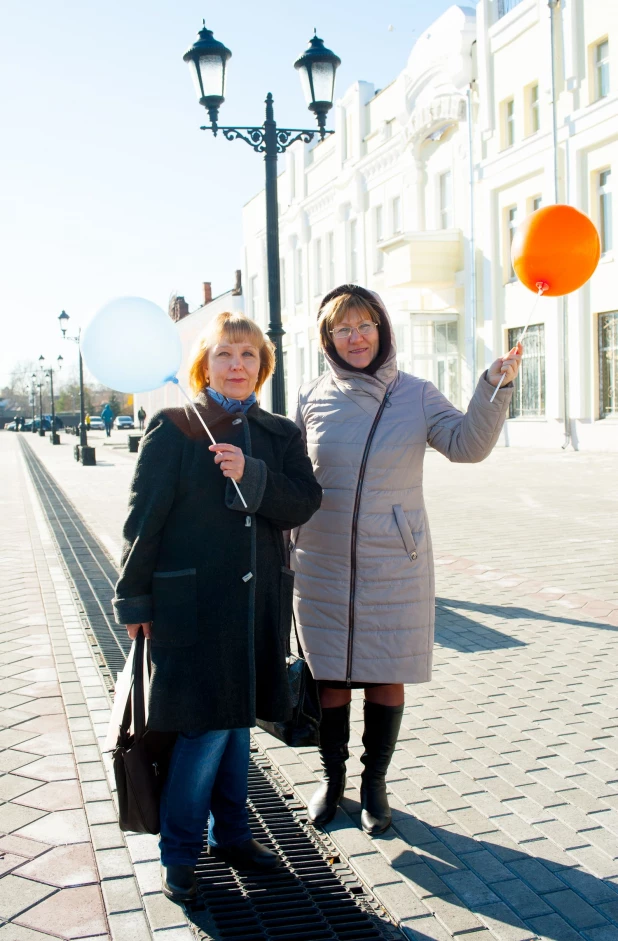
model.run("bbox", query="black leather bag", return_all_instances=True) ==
[257,620,322,747]
[113,631,177,834]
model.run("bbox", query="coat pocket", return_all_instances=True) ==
[151,569,198,648]
[392,505,418,562]
[279,566,296,641]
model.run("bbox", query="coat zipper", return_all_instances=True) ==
[346,390,391,685]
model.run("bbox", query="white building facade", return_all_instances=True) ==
[243,0,618,449]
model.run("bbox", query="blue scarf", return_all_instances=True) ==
[206,387,257,415]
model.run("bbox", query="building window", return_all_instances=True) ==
[280,259,286,309]
[435,322,459,404]
[374,205,384,272]
[506,206,518,280]
[392,196,402,234]
[529,83,540,134]
[599,311,618,418]
[294,248,303,304]
[508,323,545,417]
[297,334,307,386]
[439,171,453,229]
[595,39,610,100]
[327,231,335,290]
[317,348,326,374]
[532,195,542,212]
[314,239,323,295]
[505,98,515,147]
[250,275,259,319]
[599,169,613,255]
[497,0,525,18]
[349,219,358,282]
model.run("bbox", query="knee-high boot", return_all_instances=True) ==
[360,701,404,835]
[307,704,350,827]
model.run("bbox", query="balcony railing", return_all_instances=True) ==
[497,0,525,19]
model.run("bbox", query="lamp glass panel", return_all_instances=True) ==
[199,54,225,98]
[298,65,313,106]
[311,61,335,103]
[188,59,203,100]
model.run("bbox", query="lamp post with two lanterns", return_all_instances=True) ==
[183,23,341,415]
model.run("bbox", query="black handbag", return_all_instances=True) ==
[257,617,322,747]
[113,630,177,834]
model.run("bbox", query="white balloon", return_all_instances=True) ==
[81,297,182,393]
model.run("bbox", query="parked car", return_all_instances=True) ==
[89,416,104,430]
[115,415,135,430]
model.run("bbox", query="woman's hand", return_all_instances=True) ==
[487,342,523,388]
[209,443,245,481]
[126,622,151,640]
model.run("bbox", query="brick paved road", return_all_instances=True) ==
[16,431,618,941]
[0,434,194,940]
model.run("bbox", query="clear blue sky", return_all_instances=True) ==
[1,0,458,386]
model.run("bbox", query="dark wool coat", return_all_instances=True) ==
[112,393,323,733]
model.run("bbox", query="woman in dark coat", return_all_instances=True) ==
[112,312,322,901]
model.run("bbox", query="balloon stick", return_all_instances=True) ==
[167,377,248,509]
[489,281,548,404]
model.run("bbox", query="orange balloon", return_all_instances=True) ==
[512,204,600,296]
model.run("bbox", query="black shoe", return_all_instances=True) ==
[308,704,350,827]
[360,701,404,835]
[207,838,282,871]
[160,864,197,901]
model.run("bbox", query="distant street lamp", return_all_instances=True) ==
[183,23,340,415]
[39,354,63,445]
[36,356,46,436]
[30,374,37,432]
[58,311,96,465]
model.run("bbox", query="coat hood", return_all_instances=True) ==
[317,284,399,390]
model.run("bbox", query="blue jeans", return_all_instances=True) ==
[159,727,253,866]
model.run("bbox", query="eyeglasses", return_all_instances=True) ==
[331,321,378,340]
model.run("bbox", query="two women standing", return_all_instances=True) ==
[113,290,519,900]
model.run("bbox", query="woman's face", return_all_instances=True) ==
[206,340,261,399]
[331,306,380,369]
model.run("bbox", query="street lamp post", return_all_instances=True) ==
[183,24,340,415]
[58,311,96,465]
[40,355,63,445]
[36,357,45,436]
[30,375,37,432]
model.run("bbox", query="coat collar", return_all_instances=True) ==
[191,391,290,437]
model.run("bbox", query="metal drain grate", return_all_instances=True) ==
[20,438,404,941]
[189,755,401,941]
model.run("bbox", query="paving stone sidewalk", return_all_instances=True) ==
[0,435,194,940]
[15,431,618,941]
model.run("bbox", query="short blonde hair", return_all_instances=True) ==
[317,288,382,351]
[188,312,275,396]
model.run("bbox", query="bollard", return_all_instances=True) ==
[128,434,142,453]
[50,433,60,445]
[80,446,96,466]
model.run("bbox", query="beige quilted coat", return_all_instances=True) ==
[291,300,513,685]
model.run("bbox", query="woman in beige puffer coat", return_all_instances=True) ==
[291,284,521,835]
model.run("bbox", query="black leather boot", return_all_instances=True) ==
[307,704,350,827]
[161,864,197,901]
[208,838,281,871]
[360,701,404,835]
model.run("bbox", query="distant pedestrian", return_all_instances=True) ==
[137,406,146,431]
[85,413,91,430]
[101,403,113,437]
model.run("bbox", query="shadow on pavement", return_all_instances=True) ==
[340,802,617,941]
[435,595,616,652]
